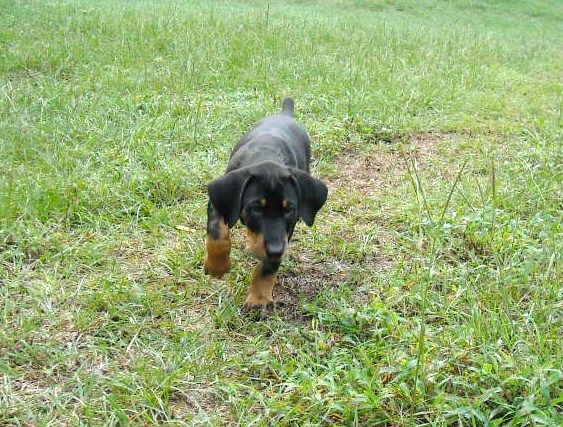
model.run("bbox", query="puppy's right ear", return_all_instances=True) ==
[290,169,328,226]
[208,169,250,228]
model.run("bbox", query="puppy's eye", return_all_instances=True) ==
[284,204,295,216]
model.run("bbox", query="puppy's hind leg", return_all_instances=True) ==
[204,202,231,278]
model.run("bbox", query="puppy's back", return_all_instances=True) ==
[228,99,311,172]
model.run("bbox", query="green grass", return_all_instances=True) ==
[1,0,562,425]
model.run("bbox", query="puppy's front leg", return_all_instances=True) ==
[244,259,280,310]
[204,202,231,278]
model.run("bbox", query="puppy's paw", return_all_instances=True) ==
[243,294,274,312]
[242,298,275,320]
[204,256,231,279]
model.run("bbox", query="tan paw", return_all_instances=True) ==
[204,256,231,279]
[243,293,274,311]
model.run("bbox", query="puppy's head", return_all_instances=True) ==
[208,161,328,261]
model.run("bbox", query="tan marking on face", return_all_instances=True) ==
[204,219,231,278]
[282,199,288,209]
[260,198,267,207]
[245,228,267,260]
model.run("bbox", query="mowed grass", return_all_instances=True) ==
[1,0,562,424]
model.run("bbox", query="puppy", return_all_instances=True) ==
[204,98,328,310]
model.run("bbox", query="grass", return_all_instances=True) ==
[1,0,562,424]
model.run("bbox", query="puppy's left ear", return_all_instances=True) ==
[291,169,328,226]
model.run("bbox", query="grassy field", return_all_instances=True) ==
[1,0,562,425]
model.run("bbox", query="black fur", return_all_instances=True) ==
[207,98,328,262]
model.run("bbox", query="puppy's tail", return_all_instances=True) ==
[281,97,294,116]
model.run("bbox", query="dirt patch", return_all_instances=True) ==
[273,256,350,323]
[3,371,51,404]
[324,132,452,195]
[325,149,392,195]
[408,132,452,158]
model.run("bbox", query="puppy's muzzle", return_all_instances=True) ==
[264,241,284,260]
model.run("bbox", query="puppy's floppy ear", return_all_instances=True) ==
[208,168,251,228]
[291,169,328,226]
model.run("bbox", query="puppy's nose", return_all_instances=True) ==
[265,242,284,259]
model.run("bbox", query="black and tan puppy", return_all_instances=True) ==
[204,98,328,310]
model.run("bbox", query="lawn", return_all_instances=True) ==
[1,0,562,425]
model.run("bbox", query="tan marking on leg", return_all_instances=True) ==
[204,220,231,278]
[245,228,267,260]
[244,264,276,309]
